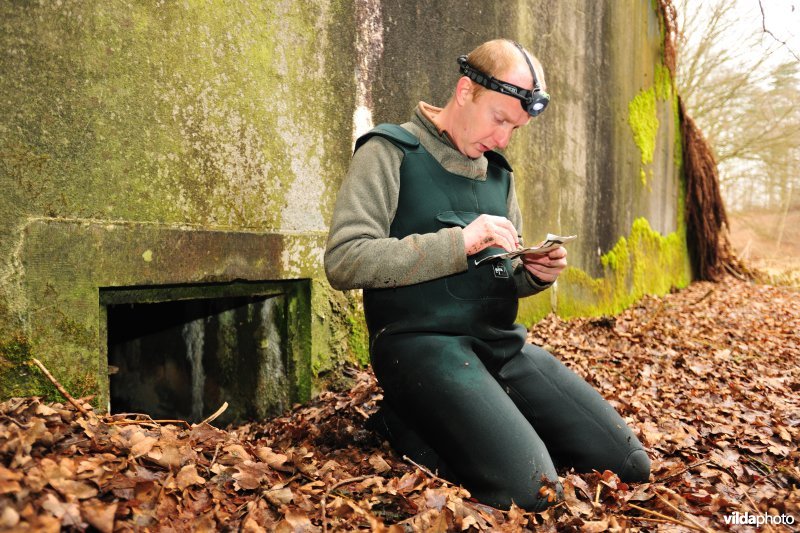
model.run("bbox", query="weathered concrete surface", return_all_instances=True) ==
[373,1,689,322]
[0,1,358,405]
[1,1,689,406]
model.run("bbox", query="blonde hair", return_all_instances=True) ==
[464,39,544,99]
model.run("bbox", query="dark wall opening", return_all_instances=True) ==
[102,281,310,426]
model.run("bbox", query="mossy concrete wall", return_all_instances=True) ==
[505,1,691,321]
[0,1,689,407]
[0,0,358,407]
[367,0,690,322]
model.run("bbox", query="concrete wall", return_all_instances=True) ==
[0,1,690,407]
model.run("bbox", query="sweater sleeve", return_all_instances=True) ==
[324,136,468,290]
[506,172,553,298]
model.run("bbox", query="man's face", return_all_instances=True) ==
[459,91,531,158]
[452,64,535,159]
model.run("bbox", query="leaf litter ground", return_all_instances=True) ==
[1,276,798,531]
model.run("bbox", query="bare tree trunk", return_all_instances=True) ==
[775,183,793,250]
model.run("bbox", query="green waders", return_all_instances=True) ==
[359,125,650,512]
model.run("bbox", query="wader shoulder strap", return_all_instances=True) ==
[354,123,421,154]
[357,124,513,175]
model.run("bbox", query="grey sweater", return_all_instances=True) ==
[324,102,550,297]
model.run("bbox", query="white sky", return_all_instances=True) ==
[758,0,798,49]
[725,0,799,63]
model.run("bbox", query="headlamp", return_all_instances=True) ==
[457,43,550,117]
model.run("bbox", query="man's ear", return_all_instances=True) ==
[454,76,473,106]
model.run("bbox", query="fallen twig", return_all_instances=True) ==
[209,442,222,472]
[707,458,738,480]
[0,413,31,429]
[637,300,667,334]
[31,358,92,419]
[197,402,228,427]
[691,288,715,305]
[628,514,688,527]
[328,475,374,493]
[744,492,775,533]
[403,455,454,487]
[321,495,328,533]
[655,491,713,533]
[743,456,783,490]
[627,503,706,532]
[724,261,748,281]
[322,488,381,533]
[106,419,191,428]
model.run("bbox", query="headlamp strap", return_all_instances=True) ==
[457,56,533,104]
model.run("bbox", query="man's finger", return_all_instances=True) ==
[491,224,517,251]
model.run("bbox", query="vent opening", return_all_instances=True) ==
[102,281,309,426]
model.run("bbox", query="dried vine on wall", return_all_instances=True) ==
[656,0,678,74]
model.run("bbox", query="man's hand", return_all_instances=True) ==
[463,214,520,256]
[521,246,567,283]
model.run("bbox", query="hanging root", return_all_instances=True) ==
[679,98,750,281]
[657,0,752,282]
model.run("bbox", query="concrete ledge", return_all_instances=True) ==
[14,217,323,412]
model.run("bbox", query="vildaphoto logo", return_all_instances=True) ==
[723,511,795,527]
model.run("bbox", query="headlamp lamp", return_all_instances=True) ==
[457,42,550,117]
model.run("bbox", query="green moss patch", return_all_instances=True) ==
[518,217,691,324]
[311,282,370,381]
[346,315,370,367]
[0,333,58,400]
[0,332,31,365]
[628,62,675,186]
[628,88,659,167]
[654,63,672,101]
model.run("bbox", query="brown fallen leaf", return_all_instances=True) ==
[581,518,610,532]
[232,460,272,491]
[176,464,206,490]
[0,506,20,529]
[50,478,98,500]
[80,500,117,533]
[274,510,317,533]
[130,435,158,458]
[219,444,252,465]
[255,446,292,472]
[40,493,82,527]
[265,486,294,506]
[369,453,392,474]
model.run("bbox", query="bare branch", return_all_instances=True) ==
[757,0,800,62]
